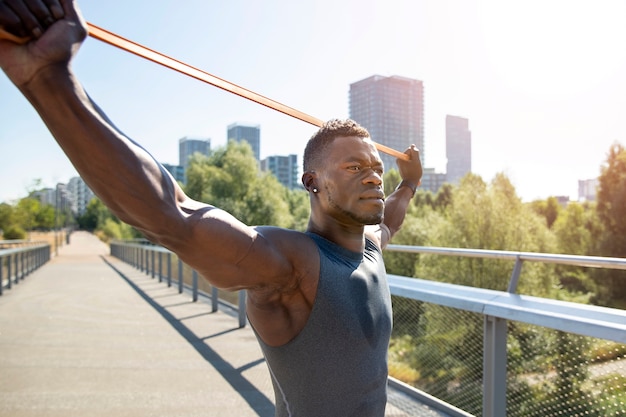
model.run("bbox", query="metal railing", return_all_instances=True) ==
[109,240,247,328]
[0,242,51,296]
[109,239,626,417]
[384,245,626,417]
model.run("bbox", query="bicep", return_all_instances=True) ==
[165,205,292,291]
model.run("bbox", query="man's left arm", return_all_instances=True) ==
[377,145,423,248]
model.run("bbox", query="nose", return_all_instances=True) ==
[362,168,383,186]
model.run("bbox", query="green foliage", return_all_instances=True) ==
[528,196,561,229]
[414,173,557,295]
[0,203,14,233]
[2,225,26,240]
[77,198,111,231]
[184,141,301,227]
[97,218,137,241]
[593,142,626,307]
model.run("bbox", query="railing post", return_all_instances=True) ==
[167,253,172,288]
[158,252,163,283]
[177,259,183,294]
[483,315,507,417]
[151,250,156,279]
[192,270,198,302]
[0,256,4,296]
[7,254,12,289]
[238,290,246,328]
[211,287,219,312]
[507,255,523,293]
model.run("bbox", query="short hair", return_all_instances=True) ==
[303,119,370,172]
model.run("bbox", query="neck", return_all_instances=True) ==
[306,221,365,253]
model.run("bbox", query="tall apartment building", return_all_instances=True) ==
[227,123,261,161]
[261,154,300,190]
[578,178,599,202]
[179,137,211,184]
[67,176,95,216]
[445,115,472,185]
[421,168,447,194]
[349,75,425,171]
[162,163,185,185]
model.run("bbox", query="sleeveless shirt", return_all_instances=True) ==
[252,232,393,417]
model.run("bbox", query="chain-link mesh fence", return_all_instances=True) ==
[390,295,626,416]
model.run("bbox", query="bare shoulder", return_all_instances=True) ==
[253,226,319,266]
[364,224,388,249]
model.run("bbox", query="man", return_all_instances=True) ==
[0,1,423,415]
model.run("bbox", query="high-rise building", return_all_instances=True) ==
[67,176,95,215]
[349,75,425,171]
[162,163,185,185]
[445,115,472,184]
[261,154,300,190]
[179,137,211,184]
[421,168,447,194]
[227,123,261,161]
[578,178,599,202]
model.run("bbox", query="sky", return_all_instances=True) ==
[1,0,625,204]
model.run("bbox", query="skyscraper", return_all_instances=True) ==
[349,75,425,171]
[179,137,211,184]
[67,176,95,216]
[261,154,300,190]
[445,115,472,184]
[227,123,261,162]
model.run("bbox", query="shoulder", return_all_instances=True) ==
[364,224,390,250]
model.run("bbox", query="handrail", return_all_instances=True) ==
[385,244,626,270]
[0,243,51,296]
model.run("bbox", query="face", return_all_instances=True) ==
[316,136,385,225]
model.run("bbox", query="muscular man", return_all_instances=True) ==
[0,1,423,415]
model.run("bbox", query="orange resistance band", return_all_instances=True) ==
[0,22,409,161]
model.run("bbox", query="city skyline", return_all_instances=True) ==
[1,0,625,203]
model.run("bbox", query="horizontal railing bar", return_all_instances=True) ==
[0,244,50,257]
[385,245,626,270]
[388,275,626,344]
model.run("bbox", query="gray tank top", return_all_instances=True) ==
[253,232,392,417]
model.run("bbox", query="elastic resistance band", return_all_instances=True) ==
[85,23,409,162]
[0,22,409,161]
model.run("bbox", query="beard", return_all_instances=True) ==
[327,193,383,225]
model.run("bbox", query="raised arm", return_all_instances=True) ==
[375,145,423,248]
[0,0,293,290]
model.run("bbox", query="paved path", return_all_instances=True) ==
[0,231,449,417]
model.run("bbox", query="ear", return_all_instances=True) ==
[302,171,317,192]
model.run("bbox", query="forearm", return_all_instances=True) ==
[382,186,413,240]
[20,64,184,239]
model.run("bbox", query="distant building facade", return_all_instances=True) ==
[445,115,472,184]
[228,123,261,161]
[162,163,185,185]
[578,178,599,202]
[349,75,425,171]
[179,137,211,184]
[67,176,95,215]
[421,168,447,194]
[261,154,300,190]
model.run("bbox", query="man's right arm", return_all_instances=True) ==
[0,0,295,291]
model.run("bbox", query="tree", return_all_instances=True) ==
[185,141,296,227]
[528,196,561,229]
[593,142,626,307]
[552,202,600,295]
[14,198,41,233]
[0,203,14,235]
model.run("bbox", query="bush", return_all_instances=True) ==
[2,225,26,240]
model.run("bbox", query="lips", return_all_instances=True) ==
[361,191,385,201]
